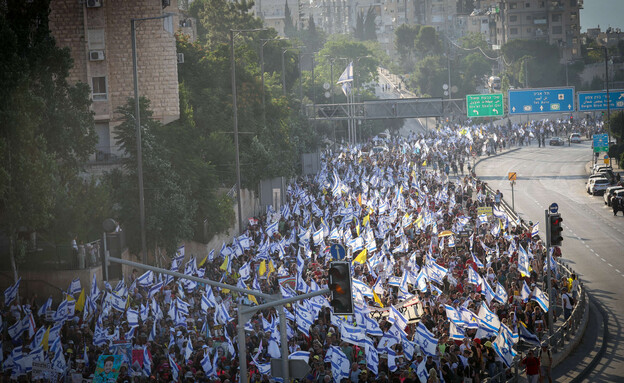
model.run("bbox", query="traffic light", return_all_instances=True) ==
[328,261,353,314]
[549,213,564,247]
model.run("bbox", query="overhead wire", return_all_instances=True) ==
[446,36,512,67]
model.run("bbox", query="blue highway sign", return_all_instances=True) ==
[593,133,609,153]
[578,90,624,111]
[509,87,575,115]
[549,203,559,214]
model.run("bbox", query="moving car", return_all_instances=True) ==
[549,137,565,146]
[570,133,581,143]
[589,178,610,195]
[604,186,624,206]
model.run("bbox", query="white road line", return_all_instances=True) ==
[602,258,606,262]
[609,264,613,267]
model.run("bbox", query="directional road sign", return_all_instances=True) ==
[466,93,504,117]
[330,243,346,260]
[508,172,517,181]
[593,133,609,153]
[578,90,624,111]
[509,87,575,115]
[549,203,558,214]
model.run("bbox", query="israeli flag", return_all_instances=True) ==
[415,322,438,357]
[239,262,251,281]
[518,321,541,347]
[495,281,509,304]
[531,286,549,312]
[329,346,350,382]
[68,278,81,297]
[137,270,154,287]
[107,292,126,312]
[142,346,151,376]
[289,350,310,363]
[388,306,408,331]
[531,222,539,237]
[445,304,463,327]
[364,339,379,376]
[337,62,354,84]
[521,280,532,302]
[201,350,215,376]
[416,359,430,382]
[493,328,516,368]
[127,308,139,327]
[460,308,479,329]
[478,301,501,332]
[266,221,278,237]
[90,273,100,300]
[313,228,324,246]
[518,246,530,277]
[449,321,465,341]
[169,354,180,381]
[37,296,52,317]
[148,281,163,299]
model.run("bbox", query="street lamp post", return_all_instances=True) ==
[603,46,612,166]
[131,13,175,264]
[230,28,266,239]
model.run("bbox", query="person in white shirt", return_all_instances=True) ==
[561,287,573,321]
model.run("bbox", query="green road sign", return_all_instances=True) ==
[466,93,504,118]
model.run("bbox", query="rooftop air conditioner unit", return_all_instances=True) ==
[86,0,102,8]
[89,50,105,61]
[177,53,184,64]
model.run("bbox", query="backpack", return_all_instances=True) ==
[565,293,574,307]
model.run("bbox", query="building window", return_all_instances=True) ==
[510,3,517,9]
[92,76,107,101]
[525,2,530,8]
[510,27,518,35]
[552,14,561,22]
[88,29,105,50]
[552,26,563,34]
[510,15,517,22]
[539,1,545,7]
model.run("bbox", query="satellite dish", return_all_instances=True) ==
[323,82,330,90]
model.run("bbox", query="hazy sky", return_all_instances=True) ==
[581,0,624,32]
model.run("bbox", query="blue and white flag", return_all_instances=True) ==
[289,351,310,363]
[266,221,278,237]
[168,354,180,381]
[90,273,100,300]
[445,304,463,327]
[449,321,465,341]
[127,308,139,328]
[337,61,353,84]
[518,245,530,277]
[107,292,127,312]
[416,358,430,382]
[388,348,398,372]
[493,328,516,368]
[142,346,152,376]
[148,281,163,299]
[478,301,501,332]
[239,262,251,281]
[531,286,549,312]
[68,278,81,296]
[388,306,408,331]
[364,339,379,376]
[37,296,52,317]
[415,322,438,357]
[521,280,532,302]
[184,338,194,361]
[495,281,509,304]
[531,222,539,237]
[518,321,541,347]
[328,345,350,382]
[460,308,479,329]
[137,270,154,287]
[4,277,21,305]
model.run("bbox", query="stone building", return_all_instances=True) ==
[48,0,181,167]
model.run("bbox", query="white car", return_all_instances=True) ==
[586,176,607,194]
[604,186,624,205]
[570,133,581,143]
[589,178,610,195]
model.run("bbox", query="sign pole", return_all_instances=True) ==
[511,181,515,211]
[279,306,290,383]
[545,209,554,337]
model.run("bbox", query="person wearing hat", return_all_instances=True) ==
[539,343,552,383]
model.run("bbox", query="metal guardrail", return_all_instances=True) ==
[481,182,588,382]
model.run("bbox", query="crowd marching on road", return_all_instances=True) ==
[1,117,602,383]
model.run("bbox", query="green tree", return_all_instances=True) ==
[109,97,196,256]
[363,7,377,41]
[415,26,442,57]
[501,39,562,88]
[283,0,296,37]
[0,1,96,281]
[353,10,365,41]
[411,55,446,97]
[395,24,420,70]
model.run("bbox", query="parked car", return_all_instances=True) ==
[604,186,624,205]
[549,137,565,146]
[592,165,612,175]
[590,178,610,195]
[587,176,608,194]
[570,133,581,143]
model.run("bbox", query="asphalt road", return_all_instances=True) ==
[475,140,624,381]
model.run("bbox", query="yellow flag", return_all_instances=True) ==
[268,260,276,275]
[362,214,370,227]
[259,260,267,276]
[41,326,51,351]
[220,256,229,271]
[247,288,259,305]
[198,255,208,268]
[75,289,85,312]
[373,291,384,307]
[422,160,427,166]
[356,222,360,236]
[358,193,362,206]
[352,249,367,265]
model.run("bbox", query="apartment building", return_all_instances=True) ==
[48,0,181,167]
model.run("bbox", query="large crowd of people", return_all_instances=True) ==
[1,117,594,383]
